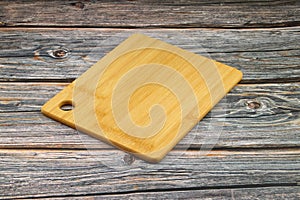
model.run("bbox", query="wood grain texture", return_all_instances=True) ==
[0,28,299,82]
[0,149,299,199]
[0,0,299,28]
[46,186,300,200]
[0,82,299,149]
[1,0,299,197]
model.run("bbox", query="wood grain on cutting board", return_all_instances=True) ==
[42,34,243,162]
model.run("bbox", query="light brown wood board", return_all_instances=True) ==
[42,34,243,162]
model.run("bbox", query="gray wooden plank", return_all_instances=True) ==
[0,83,65,113]
[0,149,299,199]
[45,186,300,200]
[0,82,299,149]
[0,28,299,82]
[1,28,299,83]
[0,1,299,28]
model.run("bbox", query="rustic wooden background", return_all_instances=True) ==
[0,1,299,199]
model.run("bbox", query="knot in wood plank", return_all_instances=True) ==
[123,154,135,165]
[70,2,85,9]
[48,48,69,59]
[246,101,261,109]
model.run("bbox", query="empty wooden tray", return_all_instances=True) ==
[42,33,243,163]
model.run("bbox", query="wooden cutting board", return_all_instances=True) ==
[42,33,243,163]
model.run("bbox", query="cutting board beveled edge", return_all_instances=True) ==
[41,33,243,163]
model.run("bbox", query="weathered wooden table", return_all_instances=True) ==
[1,1,299,199]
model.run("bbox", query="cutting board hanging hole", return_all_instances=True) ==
[59,100,74,111]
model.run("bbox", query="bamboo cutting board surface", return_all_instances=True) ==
[42,34,243,163]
